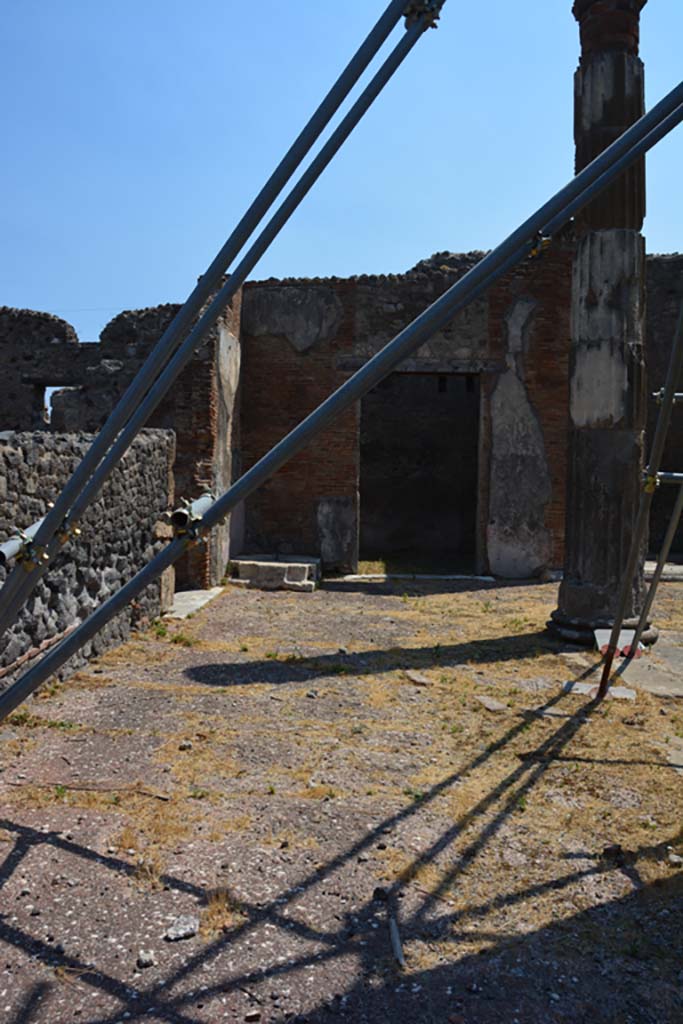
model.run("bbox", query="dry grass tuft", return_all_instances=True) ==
[200,888,248,938]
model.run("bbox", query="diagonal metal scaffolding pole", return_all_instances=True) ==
[1,85,683,722]
[598,296,683,694]
[0,2,440,638]
[631,483,683,649]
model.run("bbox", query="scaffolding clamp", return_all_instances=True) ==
[19,544,51,573]
[529,233,552,259]
[652,387,683,405]
[57,521,82,546]
[0,517,49,569]
[643,472,660,494]
[404,1,444,29]
[170,493,215,540]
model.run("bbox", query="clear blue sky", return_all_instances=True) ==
[2,0,682,343]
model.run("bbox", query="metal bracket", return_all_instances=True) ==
[404,1,444,29]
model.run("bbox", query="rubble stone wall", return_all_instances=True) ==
[0,429,175,688]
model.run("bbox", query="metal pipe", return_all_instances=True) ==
[657,472,683,484]
[2,83,683,721]
[632,483,683,650]
[599,297,683,695]
[170,493,215,533]
[0,0,412,634]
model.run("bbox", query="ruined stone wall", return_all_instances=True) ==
[3,249,679,591]
[240,245,574,577]
[0,308,92,429]
[0,297,242,590]
[0,429,175,688]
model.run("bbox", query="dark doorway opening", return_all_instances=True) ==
[359,372,480,572]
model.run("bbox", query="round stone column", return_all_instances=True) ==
[551,0,650,643]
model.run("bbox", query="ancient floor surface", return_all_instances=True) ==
[1,579,683,1024]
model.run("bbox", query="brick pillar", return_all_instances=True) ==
[551,0,651,643]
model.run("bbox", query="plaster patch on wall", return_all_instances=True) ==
[488,299,552,578]
[570,230,643,428]
[214,325,242,574]
[505,296,537,363]
[577,54,615,134]
[242,286,342,352]
[572,230,644,344]
[570,344,628,427]
[576,54,643,135]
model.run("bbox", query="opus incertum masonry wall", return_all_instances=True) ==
[0,429,175,689]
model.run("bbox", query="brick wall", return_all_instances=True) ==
[240,246,574,577]
[240,280,358,566]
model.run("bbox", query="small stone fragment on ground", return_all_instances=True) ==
[178,740,193,751]
[137,950,156,969]
[405,670,431,687]
[164,915,199,942]
[563,681,636,701]
[667,735,683,775]
[474,695,507,713]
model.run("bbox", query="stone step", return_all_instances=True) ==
[229,555,320,592]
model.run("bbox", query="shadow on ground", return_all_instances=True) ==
[183,630,560,688]
[2,676,681,1023]
[321,577,548,596]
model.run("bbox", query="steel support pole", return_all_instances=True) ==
[2,84,683,722]
[0,0,412,633]
[599,297,683,695]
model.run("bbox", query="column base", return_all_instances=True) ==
[547,608,658,647]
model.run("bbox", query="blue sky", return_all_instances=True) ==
[2,0,682,343]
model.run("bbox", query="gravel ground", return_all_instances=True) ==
[1,578,682,1024]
